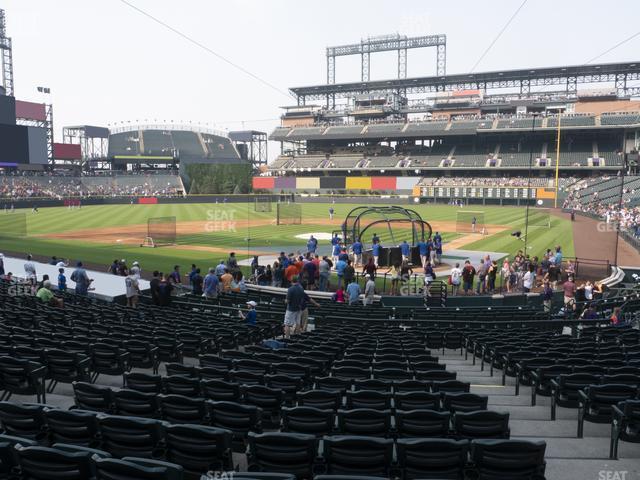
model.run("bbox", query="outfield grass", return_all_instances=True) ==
[0,202,573,275]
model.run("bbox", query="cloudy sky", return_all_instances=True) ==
[4,0,640,154]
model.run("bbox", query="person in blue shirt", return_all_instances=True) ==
[434,238,443,265]
[57,268,67,292]
[372,241,382,267]
[433,231,442,244]
[335,258,347,288]
[307,235,318,254]
[203,267,220,299]
[338,248,349,262]
[331,233,341,246]
[346,278,361,305]
[372,233,380,245]
[241,300,258,326]
[400,240,411,262]
[214,260,226,278]
[417,238,428,268]
[554,246,563,267]
[351,238,363,266]
[332,243,341,265]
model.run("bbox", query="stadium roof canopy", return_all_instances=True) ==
[290,61,640,101]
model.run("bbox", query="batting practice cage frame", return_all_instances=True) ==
[526,208,552,228]
[141,216,177,247]
[456,210,486,234]
[338,206,432,248]
[0,212,27,239]
[276,202,302,225]
[254,196,273,213]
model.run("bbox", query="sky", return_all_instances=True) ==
[3,0,640,159]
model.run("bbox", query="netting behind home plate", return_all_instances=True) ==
[147,216,176,246]
[276,202,302,225]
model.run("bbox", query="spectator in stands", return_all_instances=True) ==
[542,280,553,312]
[462,260,476,295]
[108,259,119,275]
[523,264,535,294]
[250,257,259,277]
[581,304,598,320]
[24,254,37,286]
[215,260,226,278]
[487,261,498,293]
[49,256,58,266]
[191,268,204,295]
[476,259,488,294]
[150,271,161,305]
[125,271,140,308]
[335,256,347,289]
[434,236,443,265]
[610,307,624,326]
[158,272,173,306]
[220,268,233,292]
[346,277,361,305]
[187,264,198,286]
[203,268,220,298]
[36,280,63,308]
[57,268,66,292]
[231,271,247,293]
[299,292,319,333]
[363,274,376,306]
[0,253,4,276]
[450,262,462,296]
[318,257,330,291]
[284,261,298,288]
[131,261,141,278]
[302,257,317,290]
[284,275,304,338]
[332,285,345,303]
[70,262,92,296]
[363,257,377,280]
[389,262,400,296]
[563,275,577,311]
[169,265,181,286]
[272,261,283,288]
[343,260,355,287]
[118,259,128,276]
[227,253,238,272]
[240,300,258,326]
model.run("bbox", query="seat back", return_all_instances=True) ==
[297,389,342,410]
[336,409,391,437]
[323,435,393,476]
[345,390,391,410]
[164,424,233,475]
[200,379,241,402]
[93,456,183,480]
[124,373,163,394]
[281,406,335,436]
[394,392,440,411]
[114,390,160,418]
[396,438,468,479]
[395,409,450,438]
[247,432,318,478]
[470,439,546,479]
[453,411,510,439]
[44,409,99,446]
[157,394,207,424]
[98,415,165,459]
[72,382,113,412]
[0,401,47,440]
[442,392,488,413]
[15,445,94,480]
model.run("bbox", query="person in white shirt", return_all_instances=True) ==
[125,273,140,308]
[363,274,376,306]
[450,262,462,296]
[24,254,37,286]
[523,265,535,293]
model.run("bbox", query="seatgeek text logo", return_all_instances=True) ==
[205,208,236,233]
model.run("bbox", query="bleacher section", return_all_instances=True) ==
[366,156,402,168]
[329,155,362,168]
[107,131,140,157]
[0,278,638,480]
[287,127,326,141]
[449,119,492,131]
[496,117,544,129]
[172,131,206,158]
[201,133,240,160]
[547,115,595,128]
[404,121,449,135]
[141,130,174,156]
[324,125,365,137]
[364,123,406,137]
[292,155,324,169]
[601,113,640,125]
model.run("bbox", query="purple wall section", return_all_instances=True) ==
[274,176,296,189]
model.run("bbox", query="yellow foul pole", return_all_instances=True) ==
[554,112,561,208]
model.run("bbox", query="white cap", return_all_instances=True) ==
[365,274,371,278]
[246,300,257,307]
[132,261,139,266]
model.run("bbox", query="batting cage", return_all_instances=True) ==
[254,196,273,213]
[456,210,485,234]
[341,206,432,247]
[0,213,27,239]
[141,216,177,247]
[276,202,302,225]
[526,208,551,228]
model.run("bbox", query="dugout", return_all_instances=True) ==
[339,206,432,267]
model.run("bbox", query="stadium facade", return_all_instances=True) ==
[255,36,640,205]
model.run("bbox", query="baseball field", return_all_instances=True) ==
[0,202,574,274]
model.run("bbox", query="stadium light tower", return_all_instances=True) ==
[0,9,14,96]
